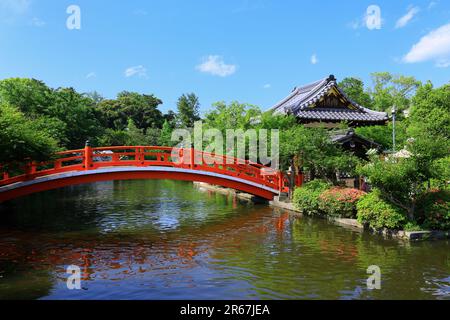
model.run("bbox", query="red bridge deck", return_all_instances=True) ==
[0,146,289,202]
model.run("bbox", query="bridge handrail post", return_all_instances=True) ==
[278,171,284,192]
[84,141,93,170]
[135,147,144,166]
[23,161,37,180]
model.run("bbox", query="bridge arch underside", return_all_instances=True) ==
[0,167,279,203]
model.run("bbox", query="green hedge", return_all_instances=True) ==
[356,190,407,230]
[293,181,365,218]
[292,180,330,216]
[294,181,449,231]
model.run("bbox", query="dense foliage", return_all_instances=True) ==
[0,103,59,165]
[292,180,331,216]
[318,187,366,218]
[176,93,201,128]
[357,83,449,221]
[293,182,365,219]
[280,125,359,182]
[0,78,179,158]
[356,190,407,230]
[1,73,448,231]
[416,190,450,231]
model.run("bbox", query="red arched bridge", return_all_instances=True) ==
[0,146,292,202]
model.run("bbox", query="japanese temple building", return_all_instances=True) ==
[270,75,388,128]
[270,75,389,187]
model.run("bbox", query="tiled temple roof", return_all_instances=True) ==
[270,75,388,124]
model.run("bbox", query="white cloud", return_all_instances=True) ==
[196,55,237,77]
[0,0,31,14]
[133,9,148,16]
[436,59,450,68]
[310,54,318,65]
[0,0,32,24]
[86,72,96,79]
[348,19,362,30]
[124,65,148,78]
[30,17,45,27]
[263,84,271,89]
[395,6,420,29]
[403,23,450,67]
[428,1,437,10]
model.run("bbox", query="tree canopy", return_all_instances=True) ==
[176,93,200,128]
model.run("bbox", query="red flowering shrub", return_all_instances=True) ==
[318,187,366,218]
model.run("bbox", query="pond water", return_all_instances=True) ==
[0,180,448,300]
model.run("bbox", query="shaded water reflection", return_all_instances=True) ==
[0,180,448,300]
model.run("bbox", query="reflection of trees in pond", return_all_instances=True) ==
[0,183,103,232]
[205,212,367,299]
[291,218,450,299]
[355,239,450,299]
[206,213,449,299]
[0,180,252,235]
[0,237,54,300]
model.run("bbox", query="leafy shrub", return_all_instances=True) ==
[293,180,330,216]
[357,190,407,230]
[403,221,422,232]
[318,187,366,218]
[416,189,450,230]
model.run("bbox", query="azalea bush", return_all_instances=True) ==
[292,180,330,216]
[318,187,366,218]
[416,190,450,230]
[357,189,407,230]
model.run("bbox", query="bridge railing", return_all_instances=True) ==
[0,146,290,193]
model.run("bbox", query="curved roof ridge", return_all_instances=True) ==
[269,74,388,123]
[270,77,328,112]
[291,78,335,113]
[333,83,388,118]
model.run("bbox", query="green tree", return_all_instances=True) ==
[97,91,163,133]
[408,82,450,140]
[163,110,177,128]
[357,83,449,221]
[51,88,102,149]
[357,156,424,220]
[204,101,261,132]
[0,78,54,115]
[281,125,359,183]
[355,122,407,151]
[86,91,104,104]
[125,119,148,145]
[0,103,59,165]
[159,120,174,146]
[176,93,200,128]
[0,78,102,150]
[369,72,421,113]
[338,77,373,108]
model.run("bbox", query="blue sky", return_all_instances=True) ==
[0,0,449,114]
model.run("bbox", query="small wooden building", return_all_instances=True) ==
[270,75,388,127]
